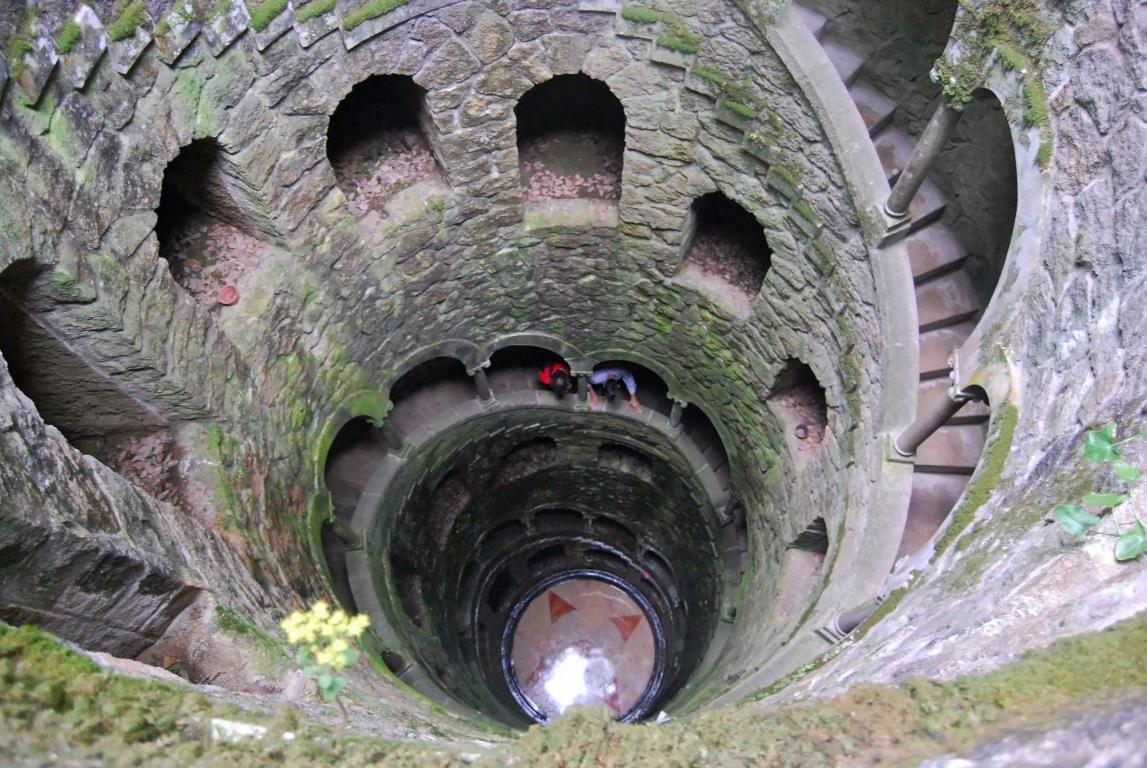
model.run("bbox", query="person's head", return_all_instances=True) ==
[604,377,621,401]
[551,369,570,396]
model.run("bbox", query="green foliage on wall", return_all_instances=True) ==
[6,9,37,77]
[248,0,289,31]
[55,20,83,56]
[343,0,409,30]
[107,0,147,42]
[296,0,337,24]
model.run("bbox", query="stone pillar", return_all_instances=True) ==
[382,420,405,453]
[669,398,688,429]
[468,361,493,403]
[574,370,589,403]
[884,103,964,219]
[894,387,983,457]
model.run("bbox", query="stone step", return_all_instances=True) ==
[916,270,981,332]
[849,81,898,137]
[792,3,828,38]
[918,320,978,378]
[906,225,967,283]
[820,39,865,86]
[917,377,991,423]
[914,423,987,473]
[897,473,970,559]
[389,380,480,434]
[904,178,949,233]
[873,128,916,179]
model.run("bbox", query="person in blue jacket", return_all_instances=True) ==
[588,367,641,413]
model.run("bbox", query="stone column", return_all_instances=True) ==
[382,420,405,453]
[894,387,983,457]
[468,361,493,403]
[884,102,964,219]
[574,370,590,403]
[669,398,688,429]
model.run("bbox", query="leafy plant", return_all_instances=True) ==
[1053,422,1147,561]
[107,0,147,42]
[280,601,371,726]
[56,20,83,56]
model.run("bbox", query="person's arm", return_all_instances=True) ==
[629,392,642,413]
[589,388,600,409]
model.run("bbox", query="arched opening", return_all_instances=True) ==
[487,345,571,400]
[899,89,1015,562]
[326,75,447,227]
[767,358,829,455]
[0,261,177,500]
[677,192,773,318]
[321,416,389,612]
[588,360,672,415]
[516,74,625,201]
[155,138,280,306]
[386,357,478,438]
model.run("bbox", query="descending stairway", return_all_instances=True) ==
[324,365,734,520]
[793,3,990,559]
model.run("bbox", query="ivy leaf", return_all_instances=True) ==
[1084,423,1120,463]
[342,648,360,667]
[1113,460,1143,482]
[1053,504,1100,541]
[1115,521,1147,561]
[317,672,334,690]
[1082,493,1128,508]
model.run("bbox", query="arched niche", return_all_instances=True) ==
[936,88,1018,307]
[385,356,478,438]
[516,73,625,201]
[326,74,448,226]
[766,358,829,451]
[676,192,773,318]
[154,138,282,306]
[588,359,672,415]
[0,260,179,501]
[487,345,571,399]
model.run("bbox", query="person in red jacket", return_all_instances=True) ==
[538,362,572,397]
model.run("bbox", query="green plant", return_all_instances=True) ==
[718,98,757,120]
[7,9,36,77]
[343,0,408,30]
[1053,422,1147,561]
[56,20,83,55]
[280,601,371,725]
[296,0,337,23]
[248,0,289,30]
[107,0,147,42]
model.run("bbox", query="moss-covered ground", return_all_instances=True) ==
[2,614,1146,765]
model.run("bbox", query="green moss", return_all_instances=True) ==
[107,0,147,41]
[7,9,36,78]
[342,0,409,30]
[214,604,285,659]
[792,199,820,226]
[55,19,83,56]
[296,0,337,23]
[690,65,729,87]
[208,0,235,22]
[656,32,700,55]
[718,99,757,120]
[620,6,663,24]
[934,402,1018,556]
[248,0,289,30]
[770,164,799,189]
[622,6,701,55]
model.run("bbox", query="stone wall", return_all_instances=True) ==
[0,0,902,712]
[748,0,1147,707]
